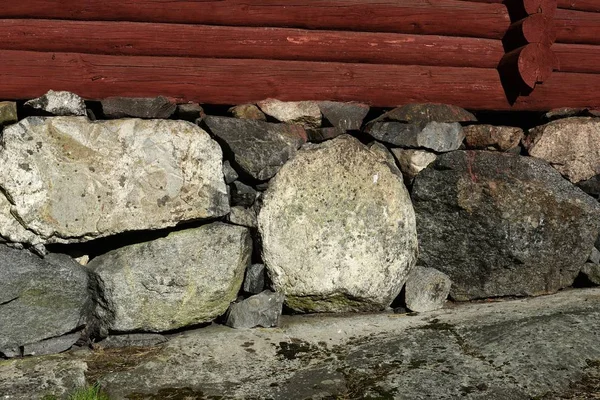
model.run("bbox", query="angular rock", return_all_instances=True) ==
[391,149,438,181]
[97,333,168,349]
[101,96,176,119]
[226,291,285,329]
[22,332,81,357]
[317,101,369,131]
[0,101,18,125]
[589,247,600,264]
[463,125,524,151]
[89,223,251,332]
[367,121,465,152]
[581,263,600,285]
[243,263,266,294]
[258,135,418,312]
[0,117,228,245]
[229,104,267,121]
[175,103,204,122]
[412,151,600,300]
[25,90,86,116]
[228,206,258,229]
[257,99,322,128]
[524,117,600,183]
[544,107,600,121]
[230,181,258,207]
[223,160,239,184]
[404,266,451,313]
[307,127,345,143]
[0,357,87,400]
[0,245,90,351]
[204,116,306,181]
[377,103,477,124]
[577,175,600,199]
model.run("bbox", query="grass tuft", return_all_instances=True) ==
[68,384,110,400]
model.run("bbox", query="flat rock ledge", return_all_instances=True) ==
[1,288,599,400]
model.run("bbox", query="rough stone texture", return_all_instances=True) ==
[391,148,438,181]
[578,175,600,199]
[0,101,18,125]
[230,181,258,207]
[229,104,267,121]
[463,124,524,151]
[378,103,477,124]
[0,117,228,245]
[22,332,81,357]
[225,290,285,329]
[589,247,600,264]
[257,99,322,128]
[544,107,600,121]
[0,357,87,400]
[228,206,258,229]
[204,116,307,181]
[89,223,251,333]
[0,244,90,352]
[222,160,239,184]
[97,333,168,349]
[75,288,600,400]
[367,121,465,152]
[258,135,418,312]
[174,103,204,122]
[368,142,402,177]
[307,127,345,143]
[582,263,600,285]
[404,266,452,313]
[524,117,600,183]
[412,151,600,301]
[317,101,369,131]
[243,263,266,294]
[24,90,86,116]
[101,96,176,119]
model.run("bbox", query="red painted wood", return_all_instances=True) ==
[467,0,557,18]
[0,0,511,39]
[1,50,598,111]
[557,0,600,12]
[0,50,511,110]
[555,8,600,44]
[499,43,556,88]
[0,19,505,68]
[503,14,557,49]
[553,43,600,73]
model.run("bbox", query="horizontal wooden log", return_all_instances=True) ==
[498,43,556,88]
[466,0,557,19]
[555,8,600,44]
[503,14,556,49]
[0,0,511,39]
[553,43,600,73]
[0,19,505,68]
[1,50,598,111]
[557,0,600,12]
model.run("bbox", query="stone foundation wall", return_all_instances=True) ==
[0,92,598,359]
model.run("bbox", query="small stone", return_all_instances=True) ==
[75,255,90,266]
[581,263,600,285]
[22,332,81,357]
[391,149,438,181]
[229,104,267,121]
[0,346,21,358]
[223,160,239,184]
[243,263,266,294]
[589,247,600,264]
[97,333,168,349]
[257,99,322,128]
[175,103,204,122]
[463,125,524,151]
[0,101,18,125]
[203,116,307,181]
[544,107,600,121]
[307,127,345,143]
[377,103,477,124]
[317,101,369,130]
[101,96,176,119]
[225,291,285,329]
[231,181,258,207]
[25,90,86,116]
[404,266,452,313]
[367,121,465,152]
[524,117,600,183]
[228,206,258,229]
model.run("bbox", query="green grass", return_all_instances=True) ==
[42,383,110,400]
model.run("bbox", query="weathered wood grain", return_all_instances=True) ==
[555,8,600,44]
[499,43,556,88]
[553,42,600,73]
[0,19,505,68]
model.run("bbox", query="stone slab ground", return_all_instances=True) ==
[1,288,599,399]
